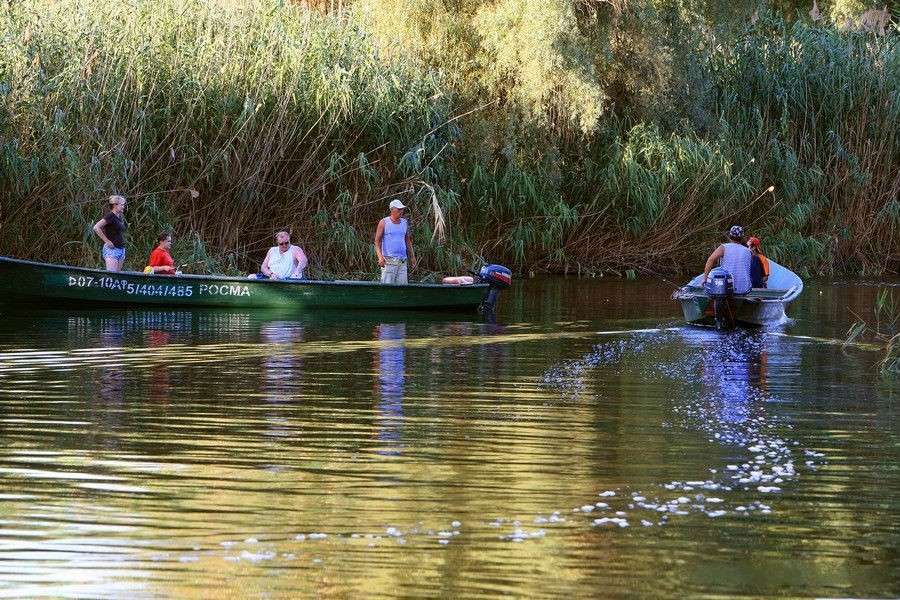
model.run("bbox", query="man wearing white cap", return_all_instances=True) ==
[374,199,417,284]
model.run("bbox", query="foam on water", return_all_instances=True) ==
[180,329,827,554]
[530,328,827,539]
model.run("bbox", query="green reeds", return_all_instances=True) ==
[0,1,897,277]
[712,15,900,275]
[0,0,450,275]
[847,289,900,375]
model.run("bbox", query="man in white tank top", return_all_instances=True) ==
[249,231,308,280]
[702,225,753,294]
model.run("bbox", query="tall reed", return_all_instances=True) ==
[0,0,452,275]
[0,1,897,277]
[847,289,900,375]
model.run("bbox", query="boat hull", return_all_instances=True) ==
[676,290,788,327]
[0,257,491,310]
[674,259,803,328]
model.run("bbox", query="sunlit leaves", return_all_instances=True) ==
[474,0,605,133]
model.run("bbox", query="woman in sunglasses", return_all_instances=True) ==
[249,231,308,280]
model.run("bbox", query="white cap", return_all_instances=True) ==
[388,199,407,210]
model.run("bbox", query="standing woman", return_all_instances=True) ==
[93,195,128,272]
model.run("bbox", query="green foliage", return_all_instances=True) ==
[847,289,900,376]
[473,0,605,132]
[829,0,869,23]
[0,0,897,278]
[713,16,899,273]
[0,0,447,274]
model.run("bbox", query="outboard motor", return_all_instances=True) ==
[704,267,735,330]
[476,264,512,316]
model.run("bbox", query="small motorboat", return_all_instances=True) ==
[673,259,803,329]
[0,256,512,314]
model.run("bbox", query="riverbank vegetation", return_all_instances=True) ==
[0,0,897,277]
[847,288,900,375]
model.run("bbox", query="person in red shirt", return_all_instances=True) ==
[748,236,769,288]
[147,232,176,275]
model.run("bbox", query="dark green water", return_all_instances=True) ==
[0,278,896,598]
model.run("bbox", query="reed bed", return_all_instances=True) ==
[847,289,900,375]
[0,0,897,277]
[0,0,451,275]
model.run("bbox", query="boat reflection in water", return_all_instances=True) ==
[20,306,512,461]
[374,323,406,456]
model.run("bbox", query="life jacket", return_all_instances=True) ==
[758,254,770,277]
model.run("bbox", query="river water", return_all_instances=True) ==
[0,278,896,598]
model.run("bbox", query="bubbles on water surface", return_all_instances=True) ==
[532,328,827,538]
[197,327,828,554]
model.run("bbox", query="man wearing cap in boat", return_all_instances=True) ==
[374,199,417,285]
[702,225,753,294]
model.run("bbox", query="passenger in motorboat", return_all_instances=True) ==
[702,225,753,294]
[248,231,308,280]
[748,236,770,289]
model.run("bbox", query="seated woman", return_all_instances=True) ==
[146,232,176,275]
[249,231,307,280]
[748,236,769,288]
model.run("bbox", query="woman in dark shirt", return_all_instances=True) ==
[93,195,128,271]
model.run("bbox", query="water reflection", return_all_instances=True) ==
[675,328,800,427]
[261,322,305,403]
[97,321,125,405]
[0,283,896,598]
[374,323,406,456]
[692,329,768,425]
[145,330,172,403]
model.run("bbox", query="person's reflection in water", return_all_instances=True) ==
[261,322,305,402]
[145,330,172,403]
[97,319,126,405]
[260,322,305,439]
[374,323,406,456]
[695,330,769,425]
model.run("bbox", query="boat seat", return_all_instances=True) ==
[747,288,790,299]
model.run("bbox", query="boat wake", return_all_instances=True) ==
[518,327,827,537]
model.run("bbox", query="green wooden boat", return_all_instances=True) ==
[0,256,496,311]
[673,259,803,328]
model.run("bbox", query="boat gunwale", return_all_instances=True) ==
[673,285,794,303]
[0,256,490,291]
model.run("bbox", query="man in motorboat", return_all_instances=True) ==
[748,236,769,288]
[702,225,753,294]
[248,231,308,280]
